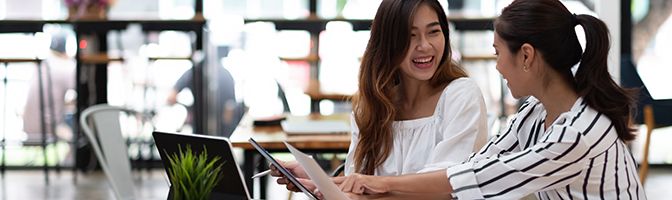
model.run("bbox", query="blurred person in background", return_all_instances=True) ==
[166,64,244,137]
[22,31,76,142]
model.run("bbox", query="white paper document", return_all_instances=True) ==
[284,141,351,200]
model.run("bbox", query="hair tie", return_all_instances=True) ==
[571,13,579,26]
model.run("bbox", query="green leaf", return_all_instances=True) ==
[166,144,224,200]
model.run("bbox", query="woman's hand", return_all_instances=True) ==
[278,177,317,193]
[334,173,390,195]
[270,160,312,192]
[270,160,309,179]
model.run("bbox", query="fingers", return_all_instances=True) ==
[313,189,324,200]
[286,183,299,192]
[339,174,357,193]
[277,177,299,192]
[338,173,380,195]
[352,179,366,194]
[297,178,317,192]
[281,179,299,192]
[277,177,288,185]
[332,176,345,184]
[345,192,359,200]
[270,165,283,177]
[284,162,300,175]
[284,160,299,168]
[363,184,386,195]
[278,177,315,193]
[270,160,291,177]
[270,160,303,178]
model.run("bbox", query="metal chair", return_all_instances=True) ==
[79,104,137,200]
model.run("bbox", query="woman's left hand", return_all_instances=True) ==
[333,173,390,195]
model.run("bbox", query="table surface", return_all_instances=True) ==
[345,192,453,200]
[229,113,352,151]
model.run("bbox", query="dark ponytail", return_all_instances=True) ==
[574,14,637,141]
[496,0,637,141]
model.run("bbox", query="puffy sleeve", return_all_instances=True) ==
[447,117,591,199]
[344,113,359,176]
[418,78,489,173]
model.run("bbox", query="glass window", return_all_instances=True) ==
[629,0,672,165]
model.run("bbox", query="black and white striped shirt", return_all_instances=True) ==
[446,97,646,199]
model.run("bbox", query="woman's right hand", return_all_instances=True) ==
[281,177,317,193]
[333,173,389,195]
[270,160,309,179]
[270,160,312,192]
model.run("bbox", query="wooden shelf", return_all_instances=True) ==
[79,54,123,64]
[0,20,51,33]
[244,18,373,32]
[307,92,352,102]
[0,58,41,63]
[462,54,496,61]
[244,15,494,32]
[279,54,319,62]
[0,19,206,33]
[147,56,193,61]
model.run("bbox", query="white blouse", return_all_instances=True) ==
[344,77,489,176]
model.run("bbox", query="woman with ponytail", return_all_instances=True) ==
[335,0,646,199]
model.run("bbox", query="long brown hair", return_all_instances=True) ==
[495,0,637,141]
[352,0,467,175]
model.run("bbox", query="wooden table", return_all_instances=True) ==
[229,113,351,199]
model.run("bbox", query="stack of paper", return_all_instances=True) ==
[281,120,350,135]
[284,141,351,200]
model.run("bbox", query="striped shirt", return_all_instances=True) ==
[446,97,646,199]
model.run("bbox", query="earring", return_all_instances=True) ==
[523,65,529,72]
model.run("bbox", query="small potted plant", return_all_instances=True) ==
[165,145,224,200]
[64,0,114,20]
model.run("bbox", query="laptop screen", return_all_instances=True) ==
[153,131,250,200]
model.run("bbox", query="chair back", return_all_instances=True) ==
[79,104,135,200]
[621,56,672,126]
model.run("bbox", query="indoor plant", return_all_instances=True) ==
[165,145,224,200]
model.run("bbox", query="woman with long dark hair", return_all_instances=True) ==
[271,0,489,193]
[335,0,646,199]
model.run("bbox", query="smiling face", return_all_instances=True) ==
[399,3,445,83]
[493,32,533,98]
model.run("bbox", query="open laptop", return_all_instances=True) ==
[153,131,251,200]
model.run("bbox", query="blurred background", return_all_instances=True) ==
[0,0,671,199]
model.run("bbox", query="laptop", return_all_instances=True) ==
[153,131,251,200]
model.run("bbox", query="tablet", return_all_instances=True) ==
[248,138,318,199]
